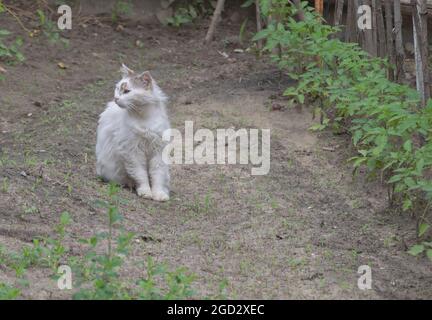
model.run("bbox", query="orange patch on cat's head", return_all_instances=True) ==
[134,71,153,90]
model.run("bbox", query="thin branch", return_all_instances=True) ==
[205,0,225,44]
[3,5,31,34]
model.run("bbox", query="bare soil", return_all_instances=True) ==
[1,13,431,299]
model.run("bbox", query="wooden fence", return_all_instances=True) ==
[322,0,430,105]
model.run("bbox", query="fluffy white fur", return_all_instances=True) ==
[96,64,170,201]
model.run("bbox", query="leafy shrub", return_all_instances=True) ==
[253,0,432,260]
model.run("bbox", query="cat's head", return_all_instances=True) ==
[114,64,166,111]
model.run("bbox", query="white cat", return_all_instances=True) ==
[96,64,170,201]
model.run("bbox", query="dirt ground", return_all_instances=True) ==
[1,12,432,300]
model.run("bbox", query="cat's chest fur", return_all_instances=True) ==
[115,106,169,155]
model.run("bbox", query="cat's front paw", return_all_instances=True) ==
[137,186,152,199]
[152,190,170,202]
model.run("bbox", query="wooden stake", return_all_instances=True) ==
[255,0,263,50]
[376,0,387,57]
[394,0,405,82]
[204,0,225,44]
[345,0,356,42]
[384,0,395,81]
[315,0,324,16]
[412,0,431,106]
[418,0,430,103]
[363,0,377,56]
[334,0,345,26]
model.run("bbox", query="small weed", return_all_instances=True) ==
[287,257,306,269]
[0,151,16,167]
[111,0,133,23]
[1,177,9,192]
[0,184,203,299]
[36,9,69,46]
[166,1,213,27]
[23,204,39,215]
[0,29,25,64]
[186,192,215,216]
[0,283,20,300]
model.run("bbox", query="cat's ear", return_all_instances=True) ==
[120,64,135,78]
[136,71,153,89]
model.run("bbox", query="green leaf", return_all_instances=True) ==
[188,6,197,19]
[298,94,305,104]
[388,175,402,184]
[252,30,268,42]
[423,241,432,247]
[418,223,430,238]
[309,123,326,131]
[260,0,271,16]
[426,249,432,262]
[351,157,367,168]
[60,211,71,225]
[358,150,368,157]
[408,244,424,256]
[415,158,425,175]
[403,177,416,189]
[0,29,11,36]
[241,0,255,8]
[353,130,363,146]
[403,140,412,152]
[402,199,412,211]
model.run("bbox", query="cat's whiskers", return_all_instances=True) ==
[127,102,139,113]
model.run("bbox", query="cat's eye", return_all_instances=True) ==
[123,89,131,94]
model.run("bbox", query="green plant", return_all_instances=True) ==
[166,0,213,27]
[0,183,201,299]
[0,29,24,64]
[71,183,197,300]
[0,283,20,300]
[111,0,133,23]
[166,7,197,27]
[71,183,134,299]
[36,9,69,46]
[186,192,215,216]
[0,211,71,279]
[1,177,9,192]
[408,242,432,260]
[408,222,432,260]
[136,256,196,299]
[253,0,432,261]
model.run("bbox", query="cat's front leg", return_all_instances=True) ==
[135,177,152,198]
[149,156,170,202]
[123,156,152,199]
